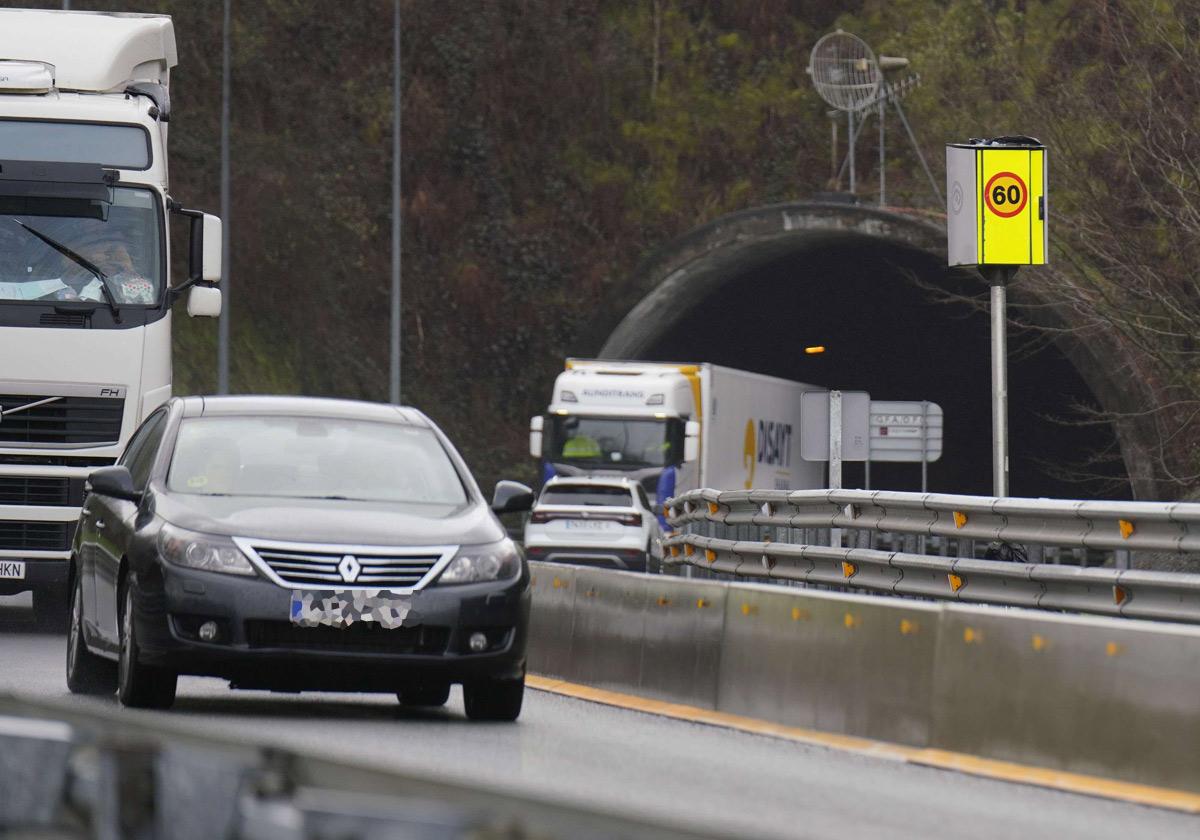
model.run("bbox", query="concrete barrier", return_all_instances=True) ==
[528,560,1200,793]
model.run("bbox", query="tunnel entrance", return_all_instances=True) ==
[602,218,1129,499]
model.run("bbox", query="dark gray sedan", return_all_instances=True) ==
[65,396,534,720]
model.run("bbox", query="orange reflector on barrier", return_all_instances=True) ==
[704,548,717,563]
[791,607,810,621]
[669,545,679,557]
[841,561,857,578]
[953,511,968,529]
[697,598,710,609]
[900,619,919,636]
[684,543,695,557]
[1106,641,1123,657]
[1032,634,1048,652]
[948,573,965,592]
[843,612,859,628]
[1113,585,1128,606]
[708,502,720,515]
[1119,519,1135,539]
[656,596,671,607]
[963,627,980,644]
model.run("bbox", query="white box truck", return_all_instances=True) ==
[0,10,221,617]
[530,360,824,527]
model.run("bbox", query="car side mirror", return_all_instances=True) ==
[492,480,534,515]
[529,416,544,458]
[86,466,141,503]
[683,420,700,463]
[187,285,222,318]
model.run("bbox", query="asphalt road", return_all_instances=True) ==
[0,597,1196,840]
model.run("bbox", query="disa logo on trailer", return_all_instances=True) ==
[743,419,794,489]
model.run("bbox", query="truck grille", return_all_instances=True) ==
[0,477,83,506]
[244,620,449,655]
[242,542,455,589]
[0,394,124,446]
[0,521,72,551]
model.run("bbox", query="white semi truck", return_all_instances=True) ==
[0,10,221,616]
[530,360,824,527]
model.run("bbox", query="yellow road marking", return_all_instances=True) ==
[526,675,1200,814]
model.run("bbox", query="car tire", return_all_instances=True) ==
[65,572,117,695]
[397,682,451,707]
[117,578,177,709]
[463,675,524,721]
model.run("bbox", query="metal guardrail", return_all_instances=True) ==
[0,693,722,840]
[663,489,1200,623]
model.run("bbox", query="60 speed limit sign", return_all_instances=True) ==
[984,171,1027,218]
[945,140,1047,266]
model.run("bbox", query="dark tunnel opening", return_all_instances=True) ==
[636,235,1130,499]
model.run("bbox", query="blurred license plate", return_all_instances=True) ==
[289,589,411,629]
[0,561,25,580]
[564,520,619,530]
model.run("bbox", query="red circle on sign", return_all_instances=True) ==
[984,171,1028,218]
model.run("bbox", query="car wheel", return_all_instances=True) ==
[117,578,177,709]
[463,675,524,721]
[65,572,117,695]
[396,682,451,707]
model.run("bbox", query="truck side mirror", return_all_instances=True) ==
[529,416,544,458]
[683,420,700,463]
[200,213,222,282]
[187,285,222,318]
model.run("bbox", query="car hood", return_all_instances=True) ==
[153,492,505,547]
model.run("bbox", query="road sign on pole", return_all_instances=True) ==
[800,391,870,463]
[946,136,1047,498]
[868,400,943,463]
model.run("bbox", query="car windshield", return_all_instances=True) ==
[540,485,634,507]
[167,415,468,505]
[0,187,162,304]
[545,415,683,468]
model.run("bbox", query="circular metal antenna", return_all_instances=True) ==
[808,31,881,112]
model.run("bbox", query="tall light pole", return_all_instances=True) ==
[389,0,402,404]
[217,0,232,394]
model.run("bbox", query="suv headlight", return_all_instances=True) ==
[157,523,256,577]
[437,539,522,585]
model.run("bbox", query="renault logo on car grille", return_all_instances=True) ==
[337,554,362,583]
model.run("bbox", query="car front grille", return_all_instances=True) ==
[0,394,124,446]
[244,620,450,655]
[243,542,455,589]
[0,476,83,506]
[0,521,72,551]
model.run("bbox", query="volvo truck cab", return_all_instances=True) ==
[0,10,220,617]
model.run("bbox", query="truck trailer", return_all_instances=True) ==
[530,360,825,527]
[0,10,221,618]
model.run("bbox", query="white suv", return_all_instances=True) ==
[523,476,662,572]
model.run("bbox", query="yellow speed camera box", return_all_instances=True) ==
[946,138,1046,267]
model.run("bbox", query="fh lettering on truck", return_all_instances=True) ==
[742,419,793,489]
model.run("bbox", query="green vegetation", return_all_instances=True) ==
[6,0,1198,494]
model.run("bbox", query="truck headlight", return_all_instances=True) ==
[157,523,256,577]
[438,539,521,585]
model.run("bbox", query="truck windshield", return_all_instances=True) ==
[546,415,684,468]
[0,187,162,305]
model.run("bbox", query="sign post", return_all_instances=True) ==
[946,136,1047,497]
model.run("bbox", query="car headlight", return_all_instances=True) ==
[156,523,256,577]
[437,539,522,585]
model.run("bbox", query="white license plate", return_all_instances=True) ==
[564,519,620,530]
[0,561,26,580]
[289,589,411,629]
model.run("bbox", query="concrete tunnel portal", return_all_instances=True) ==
[598,203,1130,500]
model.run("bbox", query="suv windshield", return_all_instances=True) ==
[0,187,162,304]
[168,415,468,505]
[545,415,684,468]
[540,485,634,507]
